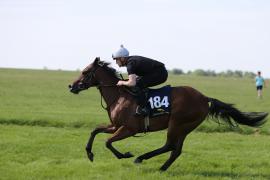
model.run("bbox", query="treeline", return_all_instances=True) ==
[170,69,256,78]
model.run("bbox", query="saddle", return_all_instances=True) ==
[127,85,172,117]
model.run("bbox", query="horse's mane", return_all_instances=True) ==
[99,61,121,80]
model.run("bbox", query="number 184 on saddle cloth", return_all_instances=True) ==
[146,85,171,117]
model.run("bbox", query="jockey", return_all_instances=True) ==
[112,45,168,116]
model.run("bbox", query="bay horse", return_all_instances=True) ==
[69,57,268,171]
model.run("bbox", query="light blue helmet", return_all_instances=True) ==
[112,45,129,59]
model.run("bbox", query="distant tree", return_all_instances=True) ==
[170,68,255,78]
[233,70,243,78]
[218,71,226,77]
[243,71,256,78]
[172,68,184,75]
[205,70,217,76]
[192,69,207,76]
[226,70,234,77]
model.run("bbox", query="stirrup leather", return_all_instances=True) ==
[135,106,149,116]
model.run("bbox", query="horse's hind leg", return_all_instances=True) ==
[134,122,187,165]
[158,117,203,171]
[159,135,186,171]
[134,143,173,164]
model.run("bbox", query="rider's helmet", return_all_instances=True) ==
[112,45,129,59]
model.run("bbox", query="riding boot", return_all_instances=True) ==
[135,88,149,117]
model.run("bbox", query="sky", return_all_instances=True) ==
[0,0,270,77]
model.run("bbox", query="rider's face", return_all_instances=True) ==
[115,58,125,67]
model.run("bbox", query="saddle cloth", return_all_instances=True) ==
[147,85,172,117]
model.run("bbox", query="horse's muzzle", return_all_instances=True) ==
[68,84,79,94]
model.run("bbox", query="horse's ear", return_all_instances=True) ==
[94,57,100,64]
[94,57,105,66]
[97,60,105,67]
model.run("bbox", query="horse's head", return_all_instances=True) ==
[69,57,119,94]
[69,57,104,94]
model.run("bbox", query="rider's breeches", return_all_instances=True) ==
[136,66,168,89]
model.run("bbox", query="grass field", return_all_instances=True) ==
[0,68,269,179]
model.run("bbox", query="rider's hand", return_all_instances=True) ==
[116,81,124,86]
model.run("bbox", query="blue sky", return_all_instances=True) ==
[1,0,270,77]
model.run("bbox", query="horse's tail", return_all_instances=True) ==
[207,97,268,127]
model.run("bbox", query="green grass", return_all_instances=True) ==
[0,68,269,179]
[0,124,269,180]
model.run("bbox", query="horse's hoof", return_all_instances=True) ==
[123,152,134,158]
[159,166,167,172]
[134,158,143,164]
[87,152,94,162]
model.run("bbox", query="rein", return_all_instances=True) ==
[96,84,120,111]
[95,69,125,111]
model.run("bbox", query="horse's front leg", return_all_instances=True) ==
[106,126,136,159]
[86,124,117,162]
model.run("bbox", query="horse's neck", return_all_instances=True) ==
[99,86,119,105]
[97,76,122,108]
[95,69,132,109]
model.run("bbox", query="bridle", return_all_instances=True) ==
[82,62,122,111]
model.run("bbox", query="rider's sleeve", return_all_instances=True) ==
[126,60,136,75]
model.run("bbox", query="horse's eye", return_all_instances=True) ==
[82,71,88,75]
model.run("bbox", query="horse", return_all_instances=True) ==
[69,57,268,171]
